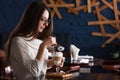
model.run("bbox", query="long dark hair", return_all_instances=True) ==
[5,1,53,65]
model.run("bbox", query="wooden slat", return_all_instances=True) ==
[74,1,99,12]
[47,4,74,7]
[49,0,62,19]
[87,0,91,13]
[102,31,120,47]
[42,0,74,7]
[83,0,98,12]
[92,32,115,37]
[88,20,120,25]
[101,0,113,9]
[100,14,117,29]
[95,5,106,36]
[101,0,120,30]
[75,0,81,7]
[93,0,110,13]
[92,0,120,29]
[74,5,87,11]
[51,1,59,18]
[42,0,75,19]
[113,0,120,30]
[94,0,120,15]
[57,0,78,15]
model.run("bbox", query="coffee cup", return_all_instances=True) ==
[53,52,63,66]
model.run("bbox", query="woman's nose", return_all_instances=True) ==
[43,22,48,26]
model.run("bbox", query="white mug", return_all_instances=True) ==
[53,52,63,66]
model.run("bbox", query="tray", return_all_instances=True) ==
[46,72,73,78]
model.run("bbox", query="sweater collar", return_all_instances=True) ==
[22,37,42,49]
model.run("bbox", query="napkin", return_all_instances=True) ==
[70,44,80,60]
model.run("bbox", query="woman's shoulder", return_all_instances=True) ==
[13,37,24,42]
[12,37,42,48]
[12,37,26,44]
[13,36,34,41]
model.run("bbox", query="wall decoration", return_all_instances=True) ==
[42,0,76,19]
[87,0,120,47]
[42,0,120,47]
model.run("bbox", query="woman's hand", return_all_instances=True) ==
[42,36,57,48]
[47,57,65,69]
[59,57,65,67]
[37,36,57,60]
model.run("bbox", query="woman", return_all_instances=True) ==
[5,1,64,80]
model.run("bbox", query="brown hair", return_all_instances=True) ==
[5,1,53,64]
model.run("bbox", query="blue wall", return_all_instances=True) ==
[0,0,120,59]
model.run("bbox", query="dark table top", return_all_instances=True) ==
[46,58,120,80]
[1,72,120,80]
[38,72,120,80]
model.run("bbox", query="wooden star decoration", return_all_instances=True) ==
[42,0,120,47]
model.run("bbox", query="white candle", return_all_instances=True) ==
[5,66,11,74]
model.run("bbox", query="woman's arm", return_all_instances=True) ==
[10,37,45,77]
[36,36,57,61]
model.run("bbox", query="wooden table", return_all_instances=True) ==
[45,72,120,80]
[64,58,120,73]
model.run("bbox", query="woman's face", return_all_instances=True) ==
[38,9,49,32]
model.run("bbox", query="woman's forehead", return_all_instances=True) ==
[41,9,49,19]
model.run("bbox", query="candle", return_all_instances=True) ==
[5,66,11,74]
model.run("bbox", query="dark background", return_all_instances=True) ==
[0,0,120,59]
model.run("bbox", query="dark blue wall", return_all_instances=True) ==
[0,0,120,59]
